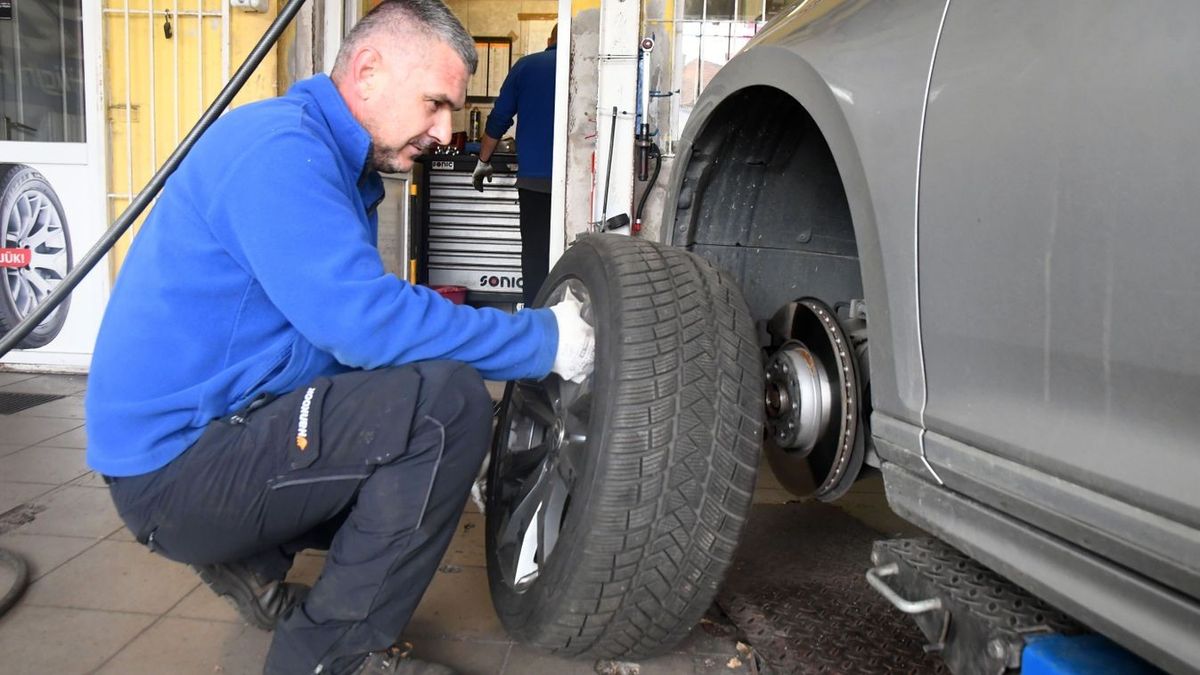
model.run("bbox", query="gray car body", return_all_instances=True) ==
[662,0,1200,671]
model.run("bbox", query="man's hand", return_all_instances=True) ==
[472,159,494,192]
[548,289,594,383]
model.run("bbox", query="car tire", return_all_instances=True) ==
[0,163,73,349]
[486,234,763,659]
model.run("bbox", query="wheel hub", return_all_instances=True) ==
[764,341,832,454]
[550,418,566,451]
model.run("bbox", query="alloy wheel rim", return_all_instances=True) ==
[493,279,594,591]
[4,189,69,320]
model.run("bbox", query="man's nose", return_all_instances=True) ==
[430,109,452,145]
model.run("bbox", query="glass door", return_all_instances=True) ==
[0,0,109,368]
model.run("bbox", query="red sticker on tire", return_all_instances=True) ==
[0,248,31,268]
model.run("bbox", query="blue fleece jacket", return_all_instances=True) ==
[485,45,556,179]
[86,74,558,477]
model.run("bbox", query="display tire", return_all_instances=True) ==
[486,234,763,659]
[0,163,73,349]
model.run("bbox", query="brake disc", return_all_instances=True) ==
[763,298,866,501]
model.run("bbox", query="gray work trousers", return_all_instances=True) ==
[107,361,492,674]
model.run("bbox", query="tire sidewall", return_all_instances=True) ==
[0,163,74,349]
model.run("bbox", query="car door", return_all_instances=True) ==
[916,0,1200,593]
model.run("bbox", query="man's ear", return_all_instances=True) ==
[349,46,384,100]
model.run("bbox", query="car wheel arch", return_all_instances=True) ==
[662,45,902,420]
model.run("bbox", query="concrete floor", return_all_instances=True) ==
[0,372,912,675]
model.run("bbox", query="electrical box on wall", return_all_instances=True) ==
[230,0,269,12]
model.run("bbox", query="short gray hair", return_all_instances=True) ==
[333,0,477,76]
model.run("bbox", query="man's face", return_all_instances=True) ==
[355,39,468,173]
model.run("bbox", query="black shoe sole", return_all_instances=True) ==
[193,565,284,631]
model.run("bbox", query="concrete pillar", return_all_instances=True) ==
[633,0,675,243]
[563,10,601,246]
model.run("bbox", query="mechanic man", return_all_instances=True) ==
[84,2,592,674]
[472,25,558,306]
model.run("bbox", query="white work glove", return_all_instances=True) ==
[472,159,494,192]
[548,289,595,383]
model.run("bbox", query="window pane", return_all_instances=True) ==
[487,43,509,97]
[467,42,489,98]
[670,19,766,145]
[705,0,736,21]
[738,0,766,23]
[0,0,86,142]
[466,38,511,101]
[765,0,790,21]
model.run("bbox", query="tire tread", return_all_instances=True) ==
[502,235,762,659]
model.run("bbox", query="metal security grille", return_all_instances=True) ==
[645,0,789,151]
[0,392,65,415]
[100,0,233,274]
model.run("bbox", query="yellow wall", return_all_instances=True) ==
[103,0,280,276]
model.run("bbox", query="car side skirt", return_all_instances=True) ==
[882,460,1200,675]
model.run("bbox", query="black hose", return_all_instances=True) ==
[0,0,310,359]
[0,547,29,617]
[599,105,618,228]
[634,142,662,228]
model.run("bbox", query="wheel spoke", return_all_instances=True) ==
[22,285,39,314]
[5,206,20,246]
[31,248,69,278]
[496,458,555,587]
[564,378,593,424]
[505,409,541,453]
[25,222,53,250]
[17,194,38,241]
[513,380,557,427]
[537,468,570,565]
[494,523,526,588]
[12,196,28,241]
[11,274,30,314]
[505,441,550,478]
[502,460,554,548]
[24,268,55,298]
[557,432,588,487]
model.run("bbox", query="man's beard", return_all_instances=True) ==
[367,140,428,173]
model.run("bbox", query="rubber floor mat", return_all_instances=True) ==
[0,392,64,415]
[718,501,949,674]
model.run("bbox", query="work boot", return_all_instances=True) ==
[350,643,457,675]
[192,562,307,630]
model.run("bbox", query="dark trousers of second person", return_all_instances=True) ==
[106,361,492,675]
[518,187,551,307]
